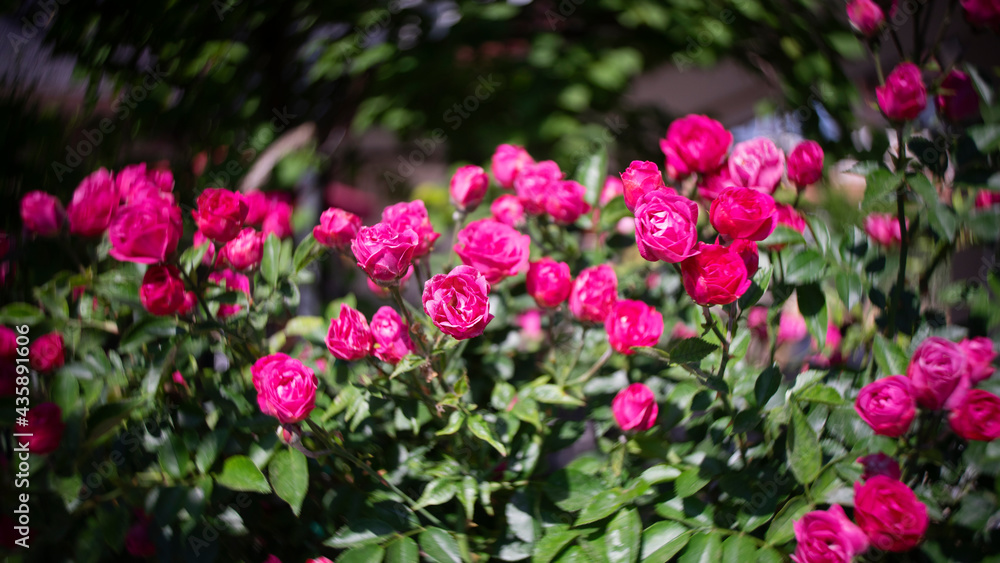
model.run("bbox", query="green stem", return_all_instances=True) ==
[446,210,467,271]
[887,125,910,338]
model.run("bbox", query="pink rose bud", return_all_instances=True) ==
[125,522,156,557]
[730,239,759,278]
[514,160,563,216]
[109,198,183,264]
[853,476,928,552]
[857,453,902,481]
[367,265,414,298]
[491,144,535,188]
[307,558,335,563]
[422,265,494,340]
[600,175,624,207]
[20,191,63,236]
[29,332,64,373]
[517,309,544,341]
[680,244,751,306]
[454,219,531,284]
[960,336,995,383]
[620,161,667,212]
[854,375,917,437]
[67,168,118,237]
[696,163,735,203]
[192,188,249,243]
[569,264,618,324]
[907,336,967,410]
[633,190,700,263]
[787,140,824,188]
[948,389,1000,441]
[450,165,490,212]
[23,402,65,454]
[847,0,885,36]
[606,299,664,355]
[171,371,188,387]
[263,200,294,239]
[960,0,1000,30]
[777,307,808,345]
[936,69,980,122]
[382,200,439,257]
[208,270,251,319]
[526,258,572,309]
[863,212,905,247]
[611,383,658,431]
[244,191,269,225]
[975,190,1000,209]
[491,194,526,227]
[775,203,807,233]
[747,306,769,339]
[876,63,927,122]
[546,180,590,225]
[710,187,777,242]
[222,228,264,271]
[728,138,785,193]
[325,304,372,361]
[370,306,416,364]
[140,265,186,316]
[351,222,419,285]
[659,114,733,179]
[251,353,318,423]
[792,505,870,563]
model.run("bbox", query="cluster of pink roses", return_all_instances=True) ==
[325,304,416,364]
[0,329,67,453]
[849,0,1000,48]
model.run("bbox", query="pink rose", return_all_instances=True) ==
[710,186,777,241]
[125,521,156,557]
[960,0,1000,30]
[67,169,118,237]
[660,114,732,179]
[730,239,759,278]
[847,0,885,36]
[454,219,531,284]
[936,70,980,122]
[863,213,905,247]
[670,323,699,341]
[568,264,618,324]
[948,389,1000,441]
[546,180,590,225]
[857,453,902,481]
[382,200,440,257]
[450,165,490,211]
[605,299,664,355]
[960,336,995,383]
[792,505,870,563]
[777,307,808,345]
[877,63,927,122]
[20,191,63,236]
[975,190,1000,209]
[514,160,563,216]
[787,140,824,188]
[696,164,735,203]
[325,304,372,361]
[728,138,786,193]
[600,175,624,207]
[611,383,658,431]
[422,265,494,340]
[491,144,535,188]
[526,258,572,309]
[351,222,419,285]
[680,243,751,306]
[370,306,416,364]
[517,309,544,341]
[633,190,700,263]
[620,161,667,212]
[0,326,15,360]
[251,353,318,423]
[776,203,807,232]
[854,375,916,437]
[23,402,65,454]
[263,201,294,239]
[367,265,414,298]
[140,265,186,316]
[244,191,269,225]
[907,336,967,410]
[854,476,928,552]
[193,230,223,268]
[208,270,251,319]
[192,188,249,242]
[222,228,264,271]
[177,291,198,317]
[116,163,173,203]
[109,197,183,264]
[314,207,362,249]
[30,332,64,372]
[748,306,769,339]
[491,194,526,227]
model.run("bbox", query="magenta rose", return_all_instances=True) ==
[125,521,156,557]
[109,197,183,264]
[620,161,667,212]
[847,0,885,36]
[177,291,197,317]
[728,138,785,193]
[697,163,735,203]
[792,505,869,563]
[20,191,63,236]
[244,191,269,225]
[450,165,490,212]
[975,189,1000,209]
[67,168,118,237]
[960,0,1000,30]
[864,213,905,247]
[854,476,928,552]
[787,140,824,188]
[222,228,264,271]
[367,265,414,298]
[251,353,318,423]
[961,336,995,383]
[526,258,572,309]
[193,230,223,268]
[23,402,65,454]
[0,326,16,360]
[680,244,751,306]
[208,270,251,319]
[192,188,248,243]
[313,207,361,249]
[605,299,664,355]
[907,336,967,410]
[514,160,563,215]
[29,332,64,373]
[611,383,658,431]
[140,265,186,316]
[776,203,807,232]
[854,375,916,437]
[546,180,590,225]
[730,239,759,278]
[325,304,372,361]
[948,389,1000,441]
[600,175,624,207]
[660,114,732,179]
[569,264,618,324]
[491,144,535,189]
[710,187,777,241]
[382,200,440,257]
[857,453,902,481]
[491,194,526,227]
[370,306,416,364]
[422,265,494,339]
[877,63,927,122]
[455,219,531,284]
[263,200,294,239]
[116,163,174,203]
[936,69,980,123]
[351,222,419,285]
[633,190,699,263]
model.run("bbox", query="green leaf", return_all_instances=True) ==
[119,317,180,352]
[835,270,865,311]
[796,384,844,405]
[606,508,641,563]
[678,532,723,563]
[293,232,319,273]
[862,169,904,212]
[85,399,142,446]
[575,147,608,207]
[754,366,781,408]
[765,496,812,545]
[51,370,81,414]
[873,333,909,376]
[195,428,228,474]
[762,225,805,247]
[546,469,607,512]
[674,468,710,498]
[461,475,477,521]
[640,523,690,563]
[739,265,772,309]
[533,528,580,563]
[160,434,190,480]
[784,249,826,284]
[413,478,459,511]
[436,411,465,436]
[787,405,822,485]
[575,490,625,525]
[638,465,682,485]
[336,545,384,563]
[532,384,585,406]
[386,537,419,563]
[261,232,282,287]
[968,123,1000,153]
[0,302,44,325]
[419,527,462,563]
[468,414,507,456]
[325,519,396,548]
[215,455,271,494]
[797,282,827,349]
[269,448,308,516]
[507,490,537,543]
[908,174,956,242]
[390,354,429,380]
[721,534,756,563]
[666,338,718,364]
[179,242,210,275]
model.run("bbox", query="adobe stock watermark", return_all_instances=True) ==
[6,0,70,55]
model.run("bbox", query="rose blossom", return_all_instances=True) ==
[422,265,494,340]
[960,336,995,383]
[659,114,732,179]
[491,194,525,227]
[454,219,531,284]
[125,521,156,558]
[791,505,870,563]
[787,140,824,188]
[960,0,1000,30]
[775,203,807,233]
[491,144,535,189]
[116,163,174,203]
[730,239,759,278]
[777,307,808,345]
[936,70,980,123]
[514,160,563,215]
[857,453,902,481]
[367,265,414,298]
[728,137,786,193]
[20,191,63,236]
[263,200,293,239]
[854,476,928,552]
[193,230,223,268]
[847,0,885,36]
[526,258,572,309]
[605,299,664,355]
[450,165,490,212]
[710,186,777,241]
[620,161,667,212]
[192,188,248,242]
[948,389,1000,441]
[748,306,769,339]
[382,200,439,257]
[611,383,658,431]
[222,228,264,270]
[854,376,916,437]
[30,332,64,373]
[251,353,318,423]
[975,190,1000,209]
[208,270,251,319]
[67,168,118,237]
[568,264,618,324]
[863,213,905,247]
[244,191,269,225]
[313,207,362,249]
[109,198,183,264]
[517,309,544,341]
[24,402,65,454]
[680,243,751,306]
[351,222,419,284]
[325,304,372,361]
[877,63,927,122]
[696,164,735,203]
[140,265,186,316]
[177,291,197,316]
[907,336,967,410]
[370,306,416,364]
[600,175,624,207]
[633,190,700,263]
[546,180,590,225]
